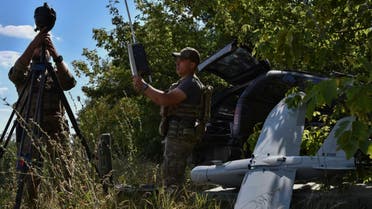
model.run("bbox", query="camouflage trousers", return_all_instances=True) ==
[162,119,198,187]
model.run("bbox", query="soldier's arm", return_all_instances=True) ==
[9,36,40,85]
[133,75,186,106]
[8,57,31,86]
[143,85,186,106]
[54,62,76,90]
[44,34,76,90]
[9,28,48,85]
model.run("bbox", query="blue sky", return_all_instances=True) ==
[0,0,138,132]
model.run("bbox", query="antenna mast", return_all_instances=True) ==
[124,0,136,43]
[123,0,152,82]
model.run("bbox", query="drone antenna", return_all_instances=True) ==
[122,0,152,83]
[124,0,136,44]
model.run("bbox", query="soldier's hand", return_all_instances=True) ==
[132,75,145,92]
[29,27,48,50]
[43,34,59,59]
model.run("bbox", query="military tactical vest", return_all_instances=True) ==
[159,75,213,140]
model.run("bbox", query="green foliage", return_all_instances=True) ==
[243,122,262,157]
[297,77,372,158]
[78,96,142,159]
[0,141,17,205]
[301,112,335,156]
[336,119,371,159]
[186,0,372,73]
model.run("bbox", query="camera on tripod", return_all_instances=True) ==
[33,3,55,70]
[34,2,56,32]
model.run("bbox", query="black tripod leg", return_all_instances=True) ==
[32,71,47,138]
[16,71,48,205]
[0,80,32,160]
[0,121,17,160]
[0,118,17,159]
[46,65,99,174]
[0,109,16,144]
[0,75,32,144]
[18,71,37,157]
[14,169,27,209]
[13,70,39,209]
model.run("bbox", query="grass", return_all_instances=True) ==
[0,139,225,209]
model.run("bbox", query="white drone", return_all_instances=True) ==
[191,95,357,209]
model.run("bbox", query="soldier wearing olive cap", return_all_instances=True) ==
[133,47,204,188]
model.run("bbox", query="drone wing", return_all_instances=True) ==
[235,96,306,209]
[235,168,296,209]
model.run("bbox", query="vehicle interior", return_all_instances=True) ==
[193,41,327,165]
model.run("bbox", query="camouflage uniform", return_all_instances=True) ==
[8,58,76,204]
[161,75,204,187]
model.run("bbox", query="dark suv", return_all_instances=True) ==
[193,41,327,165]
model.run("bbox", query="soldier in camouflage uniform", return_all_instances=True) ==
[8,28,76,206]
[133,47,204,188]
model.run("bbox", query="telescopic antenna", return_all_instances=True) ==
[124,0,136,43]
[123,0,152,82]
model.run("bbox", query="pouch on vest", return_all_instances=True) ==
[195,85,213,140]
[166,119,198,143]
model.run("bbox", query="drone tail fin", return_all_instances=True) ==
[316,116,355,158]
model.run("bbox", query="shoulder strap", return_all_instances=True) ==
[168,79,182,91]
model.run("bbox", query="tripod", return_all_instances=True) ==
[0,44,97,209]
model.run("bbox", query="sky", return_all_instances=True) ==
[0,0,138,132]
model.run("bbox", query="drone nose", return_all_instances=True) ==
[190,166,210,184]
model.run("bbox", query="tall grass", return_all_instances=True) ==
[0,137,224,209]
